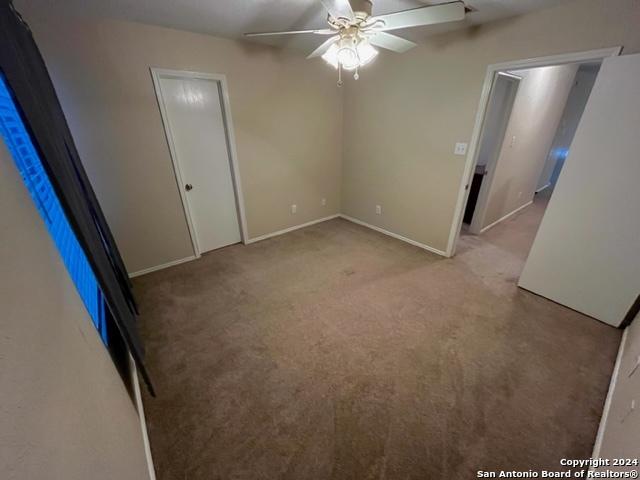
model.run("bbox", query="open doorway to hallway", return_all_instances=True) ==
[460,59,601,259]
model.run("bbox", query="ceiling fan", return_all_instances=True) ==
[245,0,467,84]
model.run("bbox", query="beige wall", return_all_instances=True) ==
[19,11,343,274]
[342,0,640,253]
[0,140,150,479]
[16,0,640,270]
[482,64,577,229]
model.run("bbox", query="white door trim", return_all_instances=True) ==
[445,46,622,257]
[590,327,628,463]
[150,68,249,257]
[130,355,157,480]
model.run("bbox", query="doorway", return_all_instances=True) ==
[462,72,520,233]
[448,47,621,257]
[464,63,597,236]
[151,69,248,256]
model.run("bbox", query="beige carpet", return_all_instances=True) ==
[135,195,621,480]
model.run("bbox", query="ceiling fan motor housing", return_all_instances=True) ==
[350,0,373,18]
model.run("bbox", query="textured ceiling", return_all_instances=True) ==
[15,0,573,53]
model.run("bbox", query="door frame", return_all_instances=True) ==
[467,72,521,235]
[150,68,249,257]
[445,46,622,257]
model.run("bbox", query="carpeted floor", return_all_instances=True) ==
[135,194,621,480]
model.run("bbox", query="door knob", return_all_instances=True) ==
[185,183,193,191]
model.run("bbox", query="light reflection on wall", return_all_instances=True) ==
[553,147,569,160]
[173,80,210,108]
[178,89,205,106]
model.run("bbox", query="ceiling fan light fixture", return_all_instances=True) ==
[321,36,378,72]
[356,39,378,66]
[321,43,340,68]
[336,37,359,70]
[246,1,466,85]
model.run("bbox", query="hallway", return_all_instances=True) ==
[459,187,552,261]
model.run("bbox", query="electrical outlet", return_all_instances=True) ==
[321,198,327,206]
[376,205,382,215]
[510,135,516,147]
[454,142,468,156]
[291,204,297,214]
[517,191,523,199]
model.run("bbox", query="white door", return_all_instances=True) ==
[469,72,520,233]
[518,54,640,327]
[158,74,241,253]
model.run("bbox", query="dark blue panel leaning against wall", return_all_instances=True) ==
[0,0,154,395]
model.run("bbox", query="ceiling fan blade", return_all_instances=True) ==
[245,28,335,37]
[368,32,416,53]
[319,0,355,21]
[371,1,465,32]
[307,35,340,59]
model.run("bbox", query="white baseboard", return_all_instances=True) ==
[128,215,341,277]
[246,214,340,244]
[480,200,533,234]
[535,183,551,193]
[130,357,157,480]
[129,212,444,275]
[129,255,197,278]
[339,214,448,257]
[590,327,628,463]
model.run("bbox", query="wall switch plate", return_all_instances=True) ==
[376,205,382,215]
[510,135,516,147]
[291,204,297,214]
[321,198,327,206]
[454,142,468,156]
